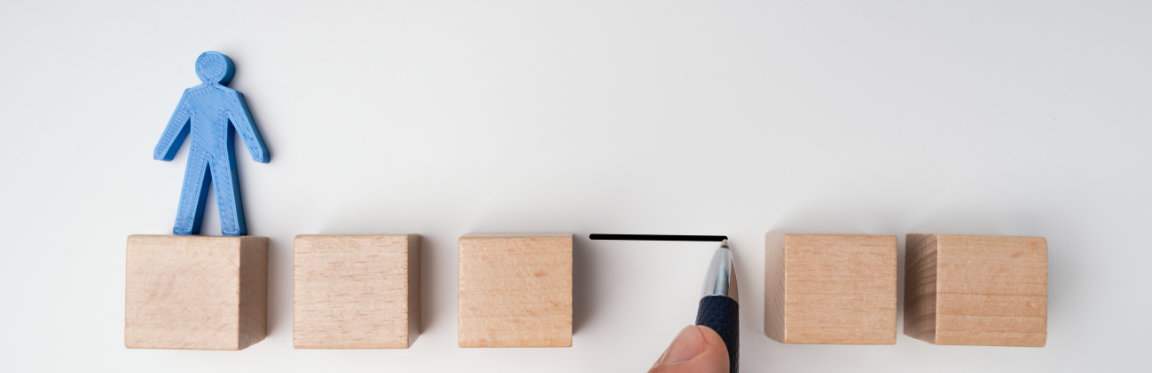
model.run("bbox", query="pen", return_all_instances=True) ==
[696,239,739,373]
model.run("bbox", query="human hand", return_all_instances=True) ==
[648,325,730,373]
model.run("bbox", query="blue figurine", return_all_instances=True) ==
[154,52,270,236]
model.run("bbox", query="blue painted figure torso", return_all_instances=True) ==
[154,52,269,236]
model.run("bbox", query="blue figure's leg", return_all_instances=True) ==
[209,128,247,236]
[173,151,211,235]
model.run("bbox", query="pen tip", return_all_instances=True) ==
[720,239,729,248]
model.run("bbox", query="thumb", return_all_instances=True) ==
[648,325,729,373]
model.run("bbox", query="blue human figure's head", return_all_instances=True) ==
[195,51,236,86]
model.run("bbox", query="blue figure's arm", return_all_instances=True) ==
[154,90,192,161]
[226,90,270,163]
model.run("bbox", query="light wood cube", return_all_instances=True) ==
[905,234,1047,347]
[125,235,267,350]
[293,235,420,349]
[458,233,572,348]
[764,233,898,344]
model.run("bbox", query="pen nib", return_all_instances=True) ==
[702,240,738,303]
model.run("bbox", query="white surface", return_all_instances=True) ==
[1,1,1150,371]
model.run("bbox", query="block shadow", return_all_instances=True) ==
[264,236,287,338]
[417,234,447,346]
[572,235,598,335]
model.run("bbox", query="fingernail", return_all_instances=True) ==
[658,325,706,366]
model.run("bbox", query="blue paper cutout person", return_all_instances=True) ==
[154,52,270,236]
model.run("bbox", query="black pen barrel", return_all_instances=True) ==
[695,295,739,373]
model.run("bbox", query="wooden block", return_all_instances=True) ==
[125,235,267,350]
[458,233,572,348]
[905,234,1047,347]
[293,235,420,349]
[764,233,898,344]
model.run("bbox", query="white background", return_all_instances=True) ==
[2,1,1149,372]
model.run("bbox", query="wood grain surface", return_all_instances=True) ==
[764,233,898,345]
[293,235,420,349]
[125,235,267,350]
[904,234,1047,347]
[458,233,572,348]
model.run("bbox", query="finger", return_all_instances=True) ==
[648,325,729,373]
